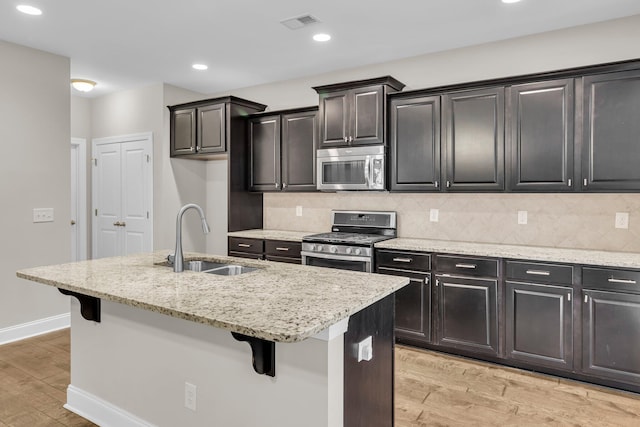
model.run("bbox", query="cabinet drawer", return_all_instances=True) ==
[265,255,301,264]
[506,261,573,285]
[228,237,264,254]
[436,255,498,277]
[265,240,302,258]
[376,250,431,272]
[583,267,640,293]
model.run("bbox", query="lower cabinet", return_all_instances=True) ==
[506,281,573,370]
[228,236,301,264]
[435,274,499,356]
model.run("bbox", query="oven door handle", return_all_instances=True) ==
[301,251,371,263]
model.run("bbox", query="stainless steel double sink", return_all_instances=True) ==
[183,260,259,276]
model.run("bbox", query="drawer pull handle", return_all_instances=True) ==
[568,293,571,302]
[526,270,551,276]
[238,243,252,248]
[275,247,289,251]
[392,257,413,263]
[455,263,477,269]
[608,278,637,285]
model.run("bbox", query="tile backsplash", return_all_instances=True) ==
[264,192,640,253]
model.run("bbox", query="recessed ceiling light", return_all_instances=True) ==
[192,64,208,71]
[313,33,331,42]
[70,79,97,92]
[16,4,42,15]
[502,0,521,3]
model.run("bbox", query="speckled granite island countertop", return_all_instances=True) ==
[227,229,310,242]
[16,252,408,343]
[376,238,640,269]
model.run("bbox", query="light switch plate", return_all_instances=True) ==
[429,209,439,223]
[517,210,528,225]
[33,208,54,223]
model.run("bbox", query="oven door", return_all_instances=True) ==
[301,251,372,273]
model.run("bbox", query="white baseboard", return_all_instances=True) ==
[66,385,156,427]
[0,313,70,345]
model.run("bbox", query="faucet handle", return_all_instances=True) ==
[167,254,175,265]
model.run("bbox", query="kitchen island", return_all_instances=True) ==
[17,252,408,427]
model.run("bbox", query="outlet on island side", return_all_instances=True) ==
[429,208,439,223]
[296,205,303,217]
[185,382,197,411]
[615,212,629,229]
[517,210,528,225]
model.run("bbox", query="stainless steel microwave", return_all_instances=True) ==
[316,146,385,191]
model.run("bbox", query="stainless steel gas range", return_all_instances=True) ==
[301,210,397,272]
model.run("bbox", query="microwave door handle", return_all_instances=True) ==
[364,156,371,188]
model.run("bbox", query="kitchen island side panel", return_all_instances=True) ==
[68,299,344,427]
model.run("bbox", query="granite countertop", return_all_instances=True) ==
[16,252,407,343]
[376,238,640,269]
[227,229,311,242]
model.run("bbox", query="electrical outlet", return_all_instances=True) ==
[357,336,373,362]
[517,210,528,225]
[184,382,197,411]
[429,209,439,222]
[615,212,629,229]
[33,208,54,223]
[296,206,303,217]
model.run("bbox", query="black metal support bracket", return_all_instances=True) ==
[59,289,101,322]
[231,332,275,377]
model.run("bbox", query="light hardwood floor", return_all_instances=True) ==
[2,331,640,426]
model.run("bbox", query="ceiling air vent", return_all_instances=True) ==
[280,14,320,30]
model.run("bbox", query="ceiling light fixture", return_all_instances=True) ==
[16,4,42,15]
[71,79,97,92]
[313,33,331,42]
[502,0,522,3]
[192,64,208,71]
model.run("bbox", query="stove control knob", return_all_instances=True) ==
[317,245,323,252]
[308,244,316,251]
[354,248,362,255]
[329,246,337,253]
[345,247,352,254]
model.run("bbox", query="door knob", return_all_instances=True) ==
[71,220,76,226]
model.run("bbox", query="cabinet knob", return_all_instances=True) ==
[348,136,353,142]
[275,183,280,189]
[282,183,287,189]
[343,136,348,142]
[568,179,572,187]
[583,178,588,187]
[434,181,439,188]
[446,181,451,188]
[196,146,201,151]
[190,147,195,152]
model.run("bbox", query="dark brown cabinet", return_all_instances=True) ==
[228,237,302,264]
[228,237,264,260]
[443,87,505,191]
[169,97,266,159]
[376,250,432,343]
[435,255,500,356]
[249,108,318,192]
[389,95,441,191]
[505,261,574,371]
[314,77,404,148]
[507,79,575,191]
[582,69,640,191]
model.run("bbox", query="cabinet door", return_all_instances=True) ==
[506,282,573,370]
[583,290,640,385]
[170,108,196,156]
[197,103,226,154]
[249,116,281,192]
[281,110,318,191]
[443,87,505,191]
[378,267,431,343]
[508,79,574,191]
[436,275,498,355]
[582,70,640,191]
[390,96,441,191]
[319,90,350,147]
[351,85,384,145]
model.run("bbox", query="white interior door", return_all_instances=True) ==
[71,138,87,261]
[92,133,153,259]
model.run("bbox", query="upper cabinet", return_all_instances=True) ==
[249,107,318,192]
[389,95,441,191]
[443,87,505,191]
[168,96,266,159]
[507,79,575,191]
[314,76,405,148]
[582,69,640,191]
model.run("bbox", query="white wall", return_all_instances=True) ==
[211,14,640,109]
[0,40,71,330]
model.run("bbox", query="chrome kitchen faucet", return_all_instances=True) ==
[172,203,210,272]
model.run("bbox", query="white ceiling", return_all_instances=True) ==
[2,0,640,98]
